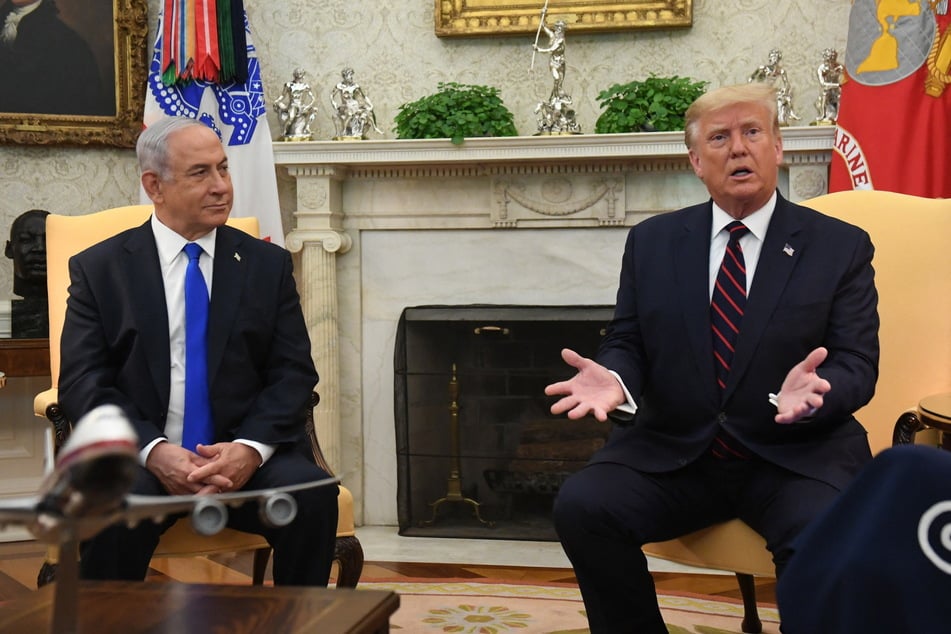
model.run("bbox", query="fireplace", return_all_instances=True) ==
[394,305,613,540]
[274,129,834,528]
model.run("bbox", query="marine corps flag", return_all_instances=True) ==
[830,0,951,198]
[141,2,284,245]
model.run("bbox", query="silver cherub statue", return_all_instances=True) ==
[530,11,581,135]
[330,68,382,140]
[812,48,844,126]
[749,49,801,126]
[273,68,317,141]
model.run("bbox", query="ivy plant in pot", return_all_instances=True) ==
[594,75,707,134]
[394,82,518,145]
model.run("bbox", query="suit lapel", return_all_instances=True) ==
[672,203,719,397]
[727,195,804,394]
[122,223,171,405]
[207,227,248,382]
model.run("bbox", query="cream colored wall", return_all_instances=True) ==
[0,0,849,297]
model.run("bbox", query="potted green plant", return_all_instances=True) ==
[394,82,518,145]
[594,75,707,134]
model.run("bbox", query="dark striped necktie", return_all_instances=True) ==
[710,221,751,460]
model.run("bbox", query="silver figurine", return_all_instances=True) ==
[330,68,382,140]
[812,48,844,126]
[531,11,581,135]
[273,68,317,141]
[749,49,801,126]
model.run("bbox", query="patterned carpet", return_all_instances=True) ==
[361,578,781,634]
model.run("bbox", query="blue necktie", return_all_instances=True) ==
[183,243,212,451]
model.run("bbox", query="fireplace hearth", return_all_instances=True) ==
[394,305,613,540]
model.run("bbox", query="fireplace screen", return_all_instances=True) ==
[395,305,613,540]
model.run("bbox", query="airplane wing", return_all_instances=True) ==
[0,404,341,541]
[0,496,42,529]
[122,475,341,535]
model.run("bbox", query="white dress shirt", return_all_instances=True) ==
[143,215,273,465]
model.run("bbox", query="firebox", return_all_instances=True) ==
[394,305,613,540]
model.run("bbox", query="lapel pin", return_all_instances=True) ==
[783,244,795,257]
[234,252,241,262]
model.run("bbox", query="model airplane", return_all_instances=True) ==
[0,404,339,634]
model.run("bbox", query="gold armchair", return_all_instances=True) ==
[35,204,362,587]
[643,190,951,632]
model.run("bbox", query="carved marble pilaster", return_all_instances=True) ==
[285,163,352,473]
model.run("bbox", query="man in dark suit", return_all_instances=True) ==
[58,116,338,585]
[546,83,879,632]
[0,0,110,115]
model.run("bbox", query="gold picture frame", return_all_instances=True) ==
[435,0,692,37]
[0,0,149,147]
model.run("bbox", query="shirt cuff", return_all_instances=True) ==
[235,439,275,465]
[607,370,637,415]
[141,437,166,466]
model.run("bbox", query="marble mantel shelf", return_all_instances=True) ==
[272,126,835,169]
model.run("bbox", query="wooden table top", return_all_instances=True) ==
[0,581,400,634]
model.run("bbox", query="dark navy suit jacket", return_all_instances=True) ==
[58,222,318,453]
[593,192,879,489]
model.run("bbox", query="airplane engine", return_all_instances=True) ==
[259,493,297,528]
[190,498,228,536]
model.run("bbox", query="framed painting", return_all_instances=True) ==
[0,0,149,147]
[435,0,693,37]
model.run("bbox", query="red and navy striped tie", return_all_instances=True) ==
[710,221,750,459]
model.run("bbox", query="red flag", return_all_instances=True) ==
[830,1,951,198]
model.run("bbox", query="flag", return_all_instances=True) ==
[142,4,284,245]
[829,0,951,198]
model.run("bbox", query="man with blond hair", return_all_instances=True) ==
[547,83,879,632]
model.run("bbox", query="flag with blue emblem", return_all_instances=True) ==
[142,1,284,245]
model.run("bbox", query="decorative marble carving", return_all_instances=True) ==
[492,175,622,227]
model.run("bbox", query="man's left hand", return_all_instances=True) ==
[187,442,263,492]
[774,346,831,424]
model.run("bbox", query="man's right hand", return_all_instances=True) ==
[145,441,233,495]
[544,348,625,422]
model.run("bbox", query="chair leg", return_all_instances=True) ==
[735,572,762,634]
[251,547,272,585]
[333,535,364,588]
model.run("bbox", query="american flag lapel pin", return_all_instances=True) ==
[783,244,795,257]
[234,252,241,262]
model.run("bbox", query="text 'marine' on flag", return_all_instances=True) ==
[830,0,950,199]
[142,1,284,246]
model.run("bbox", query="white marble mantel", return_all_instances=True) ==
[273,127,835,526]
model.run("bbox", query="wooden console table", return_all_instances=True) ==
[0,581,400,633]
[0,338,49,377]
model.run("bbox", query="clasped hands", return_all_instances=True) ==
[146,441,263,496]
[544,346,831,425]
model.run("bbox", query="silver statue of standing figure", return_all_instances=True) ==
[331,68,382,140]
[749,49,800,126]
[273,68,317,141]
[530,8,581,135]
[812,48,844,126]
